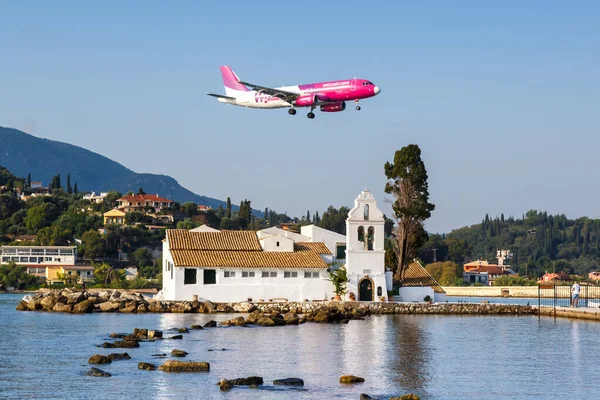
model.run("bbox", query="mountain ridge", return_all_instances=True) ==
[0,126,227,209]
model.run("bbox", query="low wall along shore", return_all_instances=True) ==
[17,289,537,317]
[444,286,547,298]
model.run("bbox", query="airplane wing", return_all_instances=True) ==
[207,93,236,100]
[237,81,299,103]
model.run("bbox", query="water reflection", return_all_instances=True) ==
[392,316,430,395]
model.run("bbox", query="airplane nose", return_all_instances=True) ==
[374,85,380,95]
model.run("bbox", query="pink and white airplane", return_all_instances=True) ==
[208,66,380,119]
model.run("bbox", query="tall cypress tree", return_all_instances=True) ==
[306,210,310,222]
[67,173,72,194]
[73,183,78,194]
[27,173,31,188]
[226,197,232,218]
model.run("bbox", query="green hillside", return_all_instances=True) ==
[419,211,600,278]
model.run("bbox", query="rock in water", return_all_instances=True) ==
[256,317,275,327]
[190,325,204,330]
[73,299,95,313]
[390,395,421,400]
[273,378,304,386]
[148,330,163,339]
[138,362,157,371]
[203,320,217,328]
[88,355,112,364]
[102,340,139,349]
[283,312,300,325]
[340,375,365,383]
[52,303,73,313]
[178,327,190,333]
[218,379,233,391]
[85,367,111,377]
[168,335,183,340]
[158,360,210,372]
[171,349,188,357]
[360,395,373,400]
[108,353,131,361]
[230,376,263,386]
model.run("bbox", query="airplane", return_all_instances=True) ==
[207,66,380,119]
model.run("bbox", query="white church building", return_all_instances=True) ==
[161,190,444,303]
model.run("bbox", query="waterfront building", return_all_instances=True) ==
[539,272,572,283]
[0,245,93,284]
[162,190,444,303]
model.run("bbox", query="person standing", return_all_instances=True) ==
[571,281,580,307]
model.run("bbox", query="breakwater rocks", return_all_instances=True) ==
[16,289,537,317]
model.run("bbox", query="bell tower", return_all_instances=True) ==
[345,190,388,301]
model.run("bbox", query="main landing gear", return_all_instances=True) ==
[307,105,316,119]
[288,108,297,115]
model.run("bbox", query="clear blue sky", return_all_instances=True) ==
[1,1,599,232]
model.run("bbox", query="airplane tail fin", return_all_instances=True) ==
[220,66,250,97]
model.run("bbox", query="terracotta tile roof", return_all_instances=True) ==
[118,194,173,203]
[166,229,262,251]
[294,242,332,255]
[472,266,507,275]
[402,261,446,293]
[171,250,328,269]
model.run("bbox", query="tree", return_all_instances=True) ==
[137,188,146,195]
[81,230,104,259]
[0,262,41,289]
[0,195,22,220]
[27,173,31,188]
[384,144,435,283]
[132,248,153,269]
[319,206,350,235]
[226,197,232,219]
[313,211,320,225]
[73,183,78,194]
[306,210,311,222]
[24,202,59,231]
[67,173,72,194]
[327,262,349,298]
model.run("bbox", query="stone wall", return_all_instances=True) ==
[442,286,553,298]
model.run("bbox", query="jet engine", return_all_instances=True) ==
[295,94,332,107]
[319,102,346,112]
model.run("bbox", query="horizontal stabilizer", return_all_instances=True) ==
[207,93,236,100]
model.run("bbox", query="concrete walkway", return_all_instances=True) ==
[537,305,600,321]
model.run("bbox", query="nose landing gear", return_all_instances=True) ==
[355,100,361,111]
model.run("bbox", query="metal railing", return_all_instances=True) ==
[538,282,600,316]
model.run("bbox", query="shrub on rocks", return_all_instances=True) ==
[340,375,365,383]
[158,360,210,372]
[88,354,112,364]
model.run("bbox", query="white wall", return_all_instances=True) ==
[259,235,294,252]
[164,267,335,302]
[300,225,346,257]
[347,273,388,301]
[400,287,435,303]
[345,251,386,276]
[257,227,310,242]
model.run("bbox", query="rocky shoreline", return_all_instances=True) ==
[16,289,538,317]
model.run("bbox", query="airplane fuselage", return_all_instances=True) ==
[219,78,379,109]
